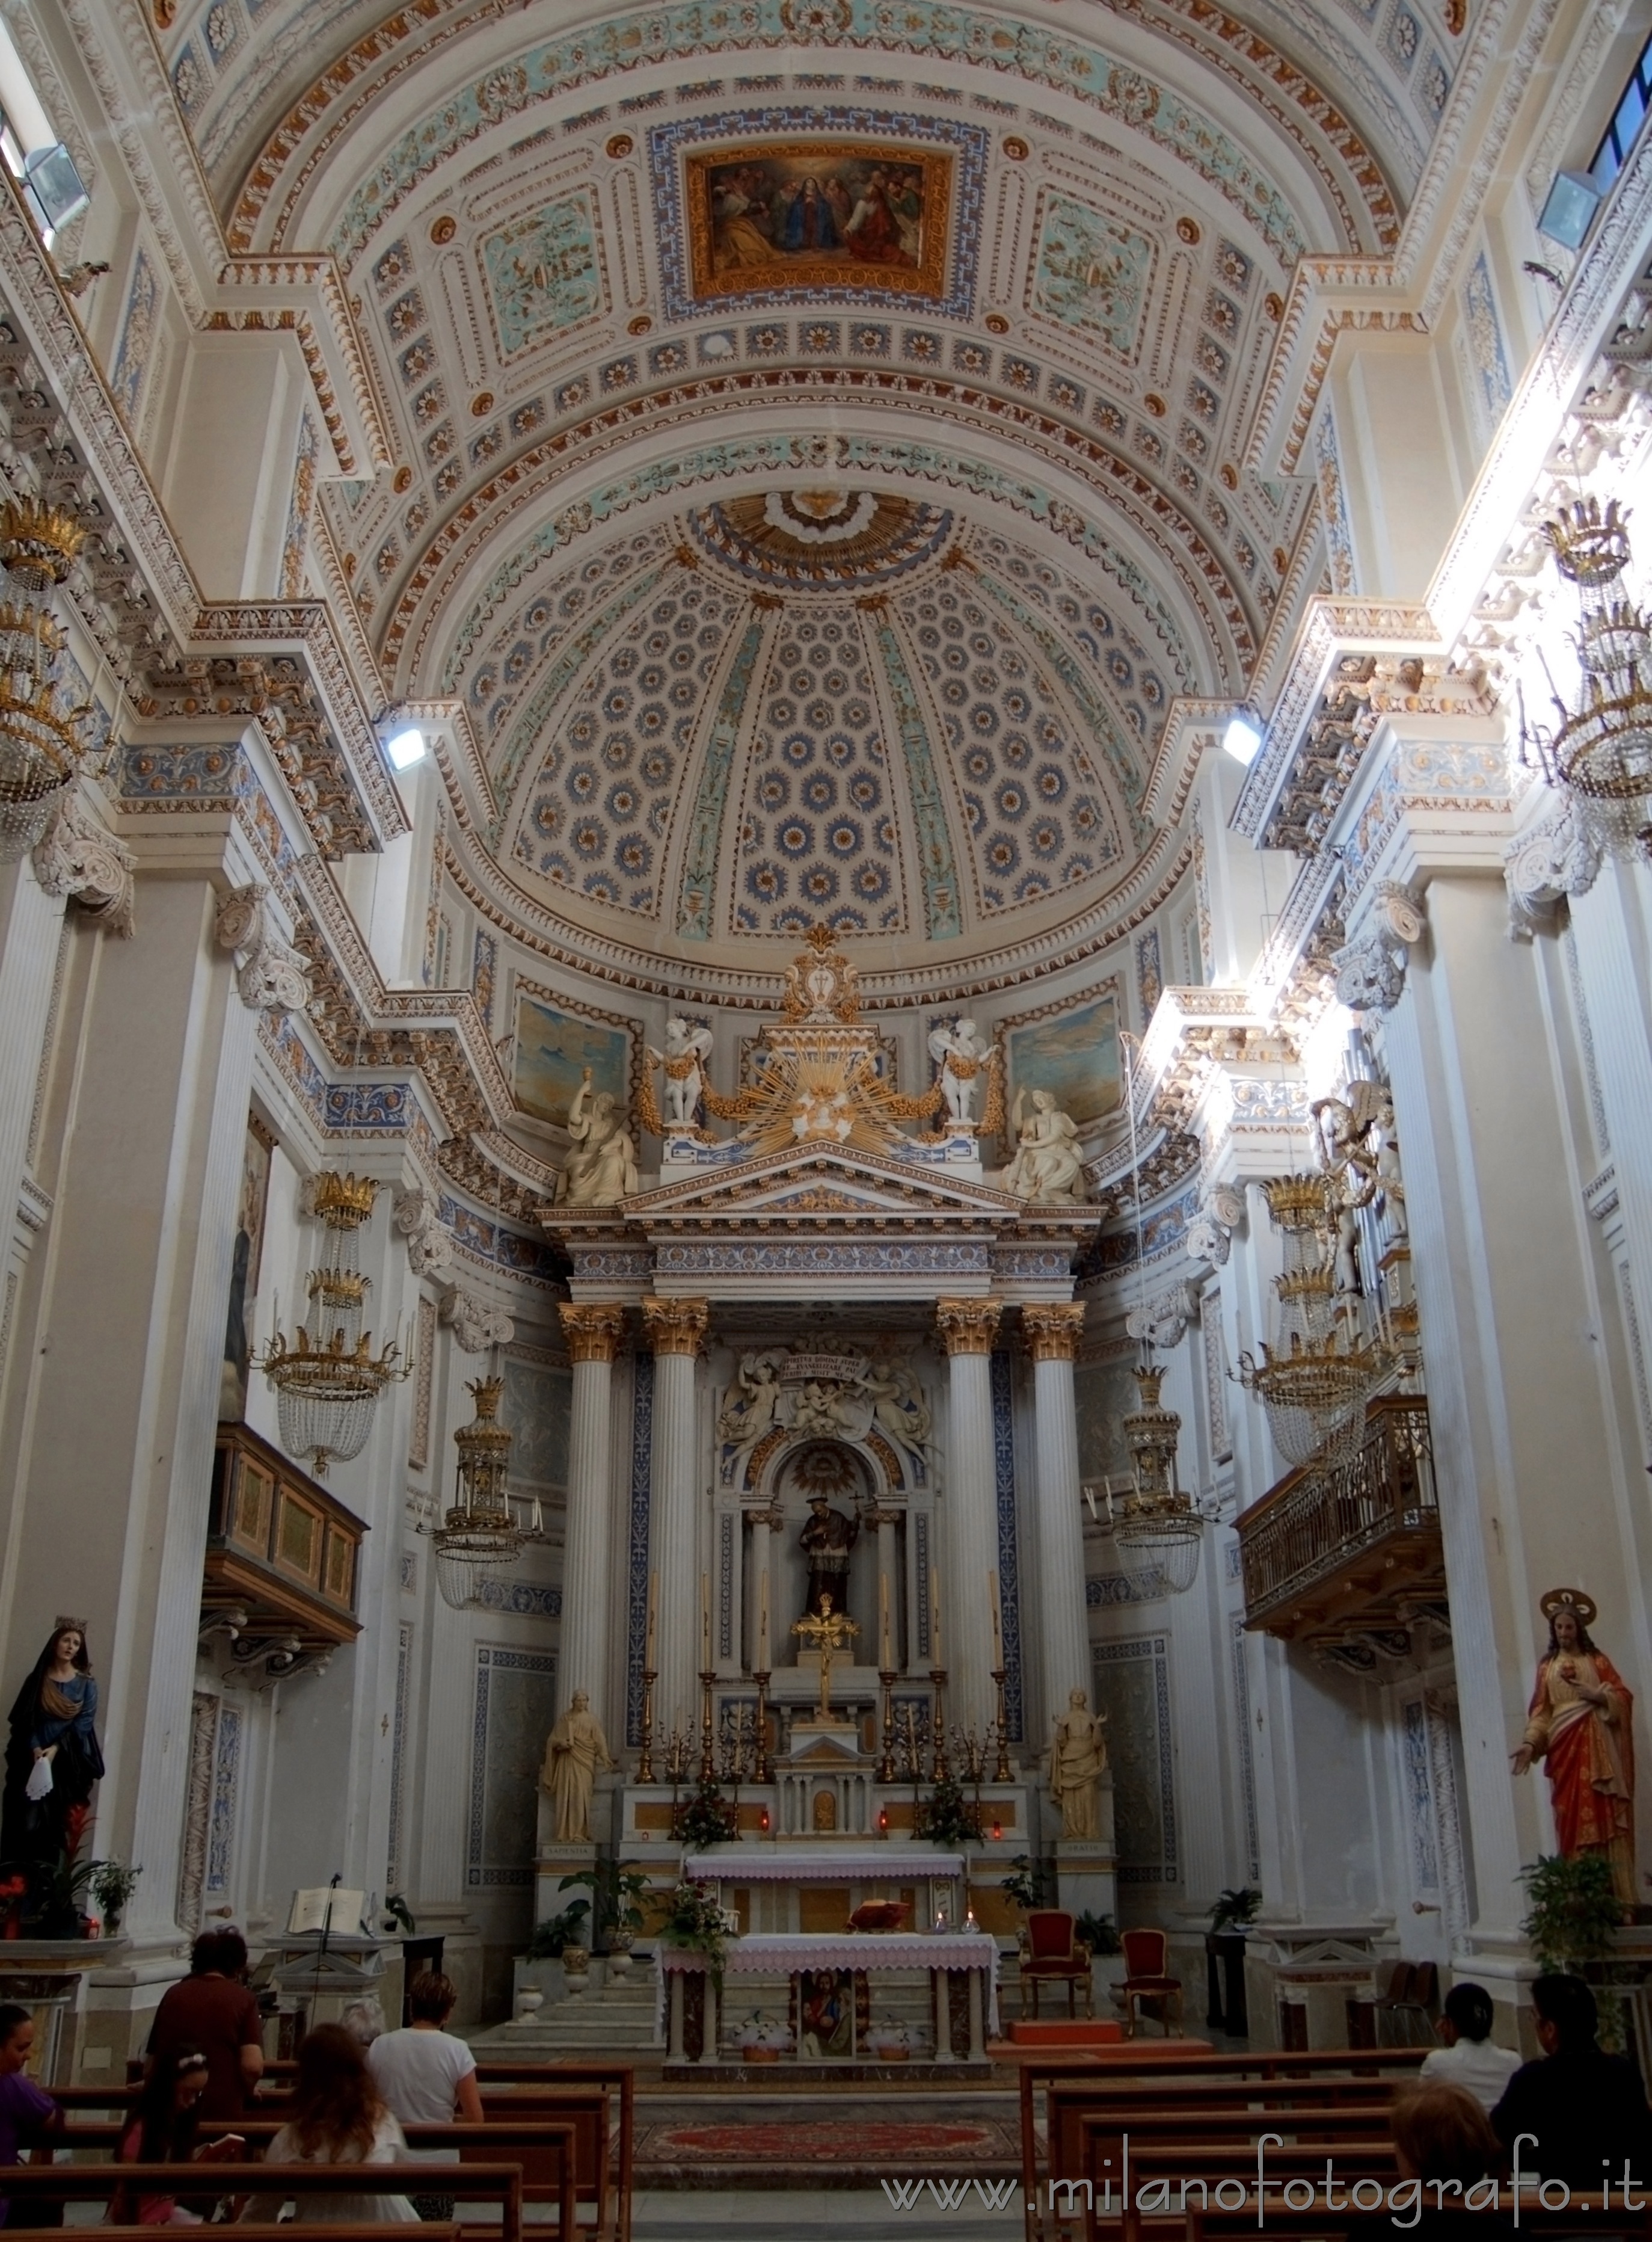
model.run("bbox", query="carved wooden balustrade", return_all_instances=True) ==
[1238,1394,1444,1646]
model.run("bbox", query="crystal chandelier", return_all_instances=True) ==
[1108,1365,1203,1598]
[0,497,92,863]
[1526,497,1652,858]
[1235,1175,1386,1468]
[428,1376,522,1611]
[260,1171,407,1476]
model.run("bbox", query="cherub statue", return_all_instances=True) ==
[927,1018,992,1127]
[864,1356,932,1458]
[719,1354,784,1455]
[1001,1088,1087,1203]
[554,1070,639,1206]
[648,1017,714,1129]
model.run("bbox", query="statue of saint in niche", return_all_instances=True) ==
[1511,1588,1636,1909]
[1,1618,105,1917]
[541,1691,617,1846]
[799,1495,859,1621]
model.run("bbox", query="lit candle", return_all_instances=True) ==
[880,1571,892,1671]
[646,1570,658,1671]
[701,1572,711,1670]
[758,1568,770,1671]
[930,1565,943,1669]
[989,1569,1003,1669]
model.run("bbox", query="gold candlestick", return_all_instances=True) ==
[877,1668,897,1783]
[637,1667,657,1784]
[752,1670,773,1783]
[929,1669,950,1781]
[698,1668,716,1783]
[990,1666,1013,1781]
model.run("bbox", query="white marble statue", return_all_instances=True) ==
[555,1070,639,1205]
[864,1355,932,1459]
[649,1016,714,1128]
[1374,1093,1407,1244]
[927,1017,992,1127]
[719,1354,785,1453]
[541,1692,616,1845]
[1001,1088,1088,1203]
[1049,1687,1108,1841]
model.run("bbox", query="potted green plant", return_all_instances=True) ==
[671,1782,738,1851]
[1205,1886,1261,2033]
[914,1776,984,1849]
[1520,1853,1630,2049]
[527,1898,592,1988]
[999,1855,1051,1913]
[87,1860,141,1938]
[558,1862,652,1969]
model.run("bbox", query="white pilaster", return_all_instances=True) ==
[1022,1305,1089,1744]
[556,1304,626,1732]
[935,1299,1003,1734]
[643,1298,708,1737]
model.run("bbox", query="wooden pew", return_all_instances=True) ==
[479,2073,633,2242]
[1020,2050,1427,2242]
[0,2161,531,2238]
[1069,2136,1405,2242]
[1183,2199,1652,2242]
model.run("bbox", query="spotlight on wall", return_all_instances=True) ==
[385,724,427,771]
[1221,712,1262,765]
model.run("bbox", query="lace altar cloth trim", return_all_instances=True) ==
[681,1850,966,1882]
[657,1931,995,1971]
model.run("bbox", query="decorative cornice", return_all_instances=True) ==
[935,1297,1004,1356]
[1022,1302,1085,1362]
[559,1301,627,1363]
[640,1295,710,1356]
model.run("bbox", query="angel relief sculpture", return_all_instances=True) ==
[927,1017,993,1127]
[646,1017,715,1130]
[716,1346,933,1485]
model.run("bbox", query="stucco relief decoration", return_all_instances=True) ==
[717,1342,931,1487]
[1031,192,1154,356]
[1503,798,1604,937]
[214,882,311,1017]
[1125,1281,1195,1353]
[31,793,135,936]
[393,1185,455,1279]
[441,1285,515,1352]
[1331,889,1423,1014]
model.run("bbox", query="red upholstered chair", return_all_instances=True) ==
[1113,1926,1184,2037]
[1018,1909,1094,2019]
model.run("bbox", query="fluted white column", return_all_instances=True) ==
[744,1504,781,1672]
[556,1304,626,1733]
[935,1299,1003,1734]
[643,1298,708,1738]
[1023,1305,1089,1743]
[868,1509,901,1672]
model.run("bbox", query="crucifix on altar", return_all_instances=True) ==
[792,1592,859,1724]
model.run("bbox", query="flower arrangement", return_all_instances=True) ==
[671,1782,739,1851]
[866,2018,913,2060]
[914,1776,984,1849]
[659,1879,732,1984]
[735,2011,793,2060]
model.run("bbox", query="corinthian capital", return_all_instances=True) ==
[1022,1302,1086,1361]
[935,1298,1004,1356]
[642,1296,709,1357]
[560,1301,627,1363]
[215,882,311,1020]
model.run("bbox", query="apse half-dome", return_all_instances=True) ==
[466,490,1181,958]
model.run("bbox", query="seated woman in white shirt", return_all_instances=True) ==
[367,1973,481,2123]
[241,2024,416,2223]
[1420,1982,1523,2111]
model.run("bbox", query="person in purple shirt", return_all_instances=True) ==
[0,2003,61,2225]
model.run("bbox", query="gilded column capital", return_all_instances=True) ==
[935,1298,1004,1356]
[559,1301,627,1363]
[642,1296,710,1357]
[1022,1302,1086,1362]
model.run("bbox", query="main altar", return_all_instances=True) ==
[536,930,1117,1979]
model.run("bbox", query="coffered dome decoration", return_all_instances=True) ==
[476,497,1164,950]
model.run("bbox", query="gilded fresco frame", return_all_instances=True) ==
[683,139,953,307]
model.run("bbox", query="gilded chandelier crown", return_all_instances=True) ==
[312,1171,379,1227]
[0,496,87,587]
[1541,496,1633,589]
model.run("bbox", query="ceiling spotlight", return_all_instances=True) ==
[1222,712,1262,765]
[385,724,427,771]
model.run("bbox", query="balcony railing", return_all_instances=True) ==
[1238,1394,1443,1644]
[203,1421,366,1665]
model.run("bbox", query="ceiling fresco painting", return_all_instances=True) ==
[685,139,951,305]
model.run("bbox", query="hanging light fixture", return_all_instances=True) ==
[0,496,93,863]
[1525,496,1652,858]
[260,1171,407,1476]
[429,1375,522,1610]
[1105,1031,1204,1598]
[1235,1174,1387,1468]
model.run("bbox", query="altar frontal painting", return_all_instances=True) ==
[685,142,950,304]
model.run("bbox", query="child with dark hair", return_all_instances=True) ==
[114,2050,243,2225]
[0,2004,59,2226]
[1420,1981,1523,2110]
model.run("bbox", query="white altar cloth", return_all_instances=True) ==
[681,1850,965,1882]
[656,1930,999,2040]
